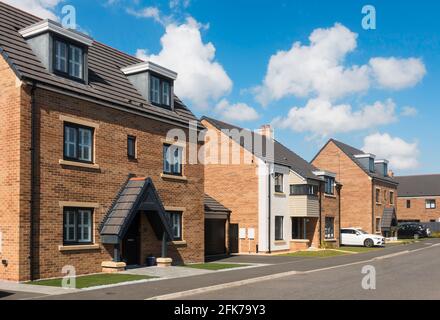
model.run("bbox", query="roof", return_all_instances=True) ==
[395,174,440,197]
[202,116,321,181]
[204,194,231,213]
[318,139,398,185]
[0,2,201,129]
[100,177,173,244]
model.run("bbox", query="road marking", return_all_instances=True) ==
[147,242,440,300]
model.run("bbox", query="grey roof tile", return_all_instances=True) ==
[204,194,231,213]
[395,175,440,197]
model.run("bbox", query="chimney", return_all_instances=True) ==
[388,170,394,177]
[259,124,274,139]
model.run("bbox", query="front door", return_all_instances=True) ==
[229,224,239,254]
[122,214,140,265]
[205,219,226,256]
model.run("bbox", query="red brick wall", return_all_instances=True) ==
[397,197,440,222]
[0,56,32,281]
[312,141,374,233]
[320,186,341,248]
[202,120,260,254]
[373,180,398,234]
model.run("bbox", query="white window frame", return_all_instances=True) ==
[274,173,284,193]
[275,216,284,241]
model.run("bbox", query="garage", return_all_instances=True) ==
[204,195,231,257]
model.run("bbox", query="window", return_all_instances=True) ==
[383,190,387,203]
[325,176,335,195]
[426,199,436,209]
[64,123,93,163]
[369,157,375,172]
[163,144,183,176]
[290,184,318,196]
[325,217,335,239]
[390,191,394,205]
[63,208,93,244]
[274,173,284,193]
[376,218,381,233]
[406,200,411,208]
[375,188,381,204]
[292,217,308,239]
[150,75,172,107]
[383,163,388,176]
[275,216,284,241]
[168,212,182,241]
[54,39,84,80]
[127,135,136,159]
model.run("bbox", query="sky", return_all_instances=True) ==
[5,0,440,175]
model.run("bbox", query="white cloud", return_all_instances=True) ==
[215,99,259,122]
[272,98,397,138]
[370,57,426,90]
[401,106,418,117]
[255,23,370,105]
[169,0,190,9]
[362,133,419,170]
[127,6,163,24]
[3,0,62,20]
[137,17,232,109]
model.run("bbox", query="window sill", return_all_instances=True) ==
[274,240,287,245]
[324,239,337,242]
[161,173,188,182]
[58,244,100,252]
[59,159,100,170]
[290,239,310,243]
[376,202,382,206]
[324,194,336,199]
[168,240,187,246]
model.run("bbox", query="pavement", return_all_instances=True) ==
[1,239,438,300]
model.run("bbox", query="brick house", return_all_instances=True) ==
[0,3,205,281]
[202,117,341,254]
[395,175,440,223]
[312,139,398,237]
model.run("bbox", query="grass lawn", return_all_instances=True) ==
[339,246,384,253]
[184,263,248,270]
[28,273,155,289]
[279,250,348,258]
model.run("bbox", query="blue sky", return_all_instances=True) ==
[9,0,440,175]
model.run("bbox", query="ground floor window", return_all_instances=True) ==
[325,217,335,239]
[291,217,308,240]
[168,211,182,241]
[376,218,381,233]
[63,208,93,244]
[275,216,284,240]
[426,199,436,209]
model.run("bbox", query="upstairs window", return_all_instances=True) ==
[406,200,411,208]
[150,75,172,107]
[426,199,436,209]
[390,191,394,205]
[290,184,318,196]
[64,123,93,163]
[163,144,183,176]
[274,173,284,193]
[383,163,389,176]
[324,177,335,195]
[375,188,381,204]
[54,39,84,80]
[369,157,375,172]
[127,135,137,159]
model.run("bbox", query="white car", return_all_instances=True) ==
[341,228,385,247]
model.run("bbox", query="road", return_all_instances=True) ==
[184,241,440,300]
[1,239,439,300]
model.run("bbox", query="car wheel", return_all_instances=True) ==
[364,239,374,248]
[414,234,420,240]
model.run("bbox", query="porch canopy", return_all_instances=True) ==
[381,207,398,232]
[100,177,173,245]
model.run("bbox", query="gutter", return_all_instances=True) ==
[29,82,37,281]
[318,181,322,246]
[267,162,271,254]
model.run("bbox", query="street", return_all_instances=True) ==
[0,239,437,300]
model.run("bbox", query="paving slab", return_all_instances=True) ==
[0,280,79,296]
[123,266,213,279]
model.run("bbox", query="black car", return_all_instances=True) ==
[398,223,431,239]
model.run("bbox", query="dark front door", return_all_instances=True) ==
[229,223,239,254]
[205,219,226,256]
[122,214,140,265]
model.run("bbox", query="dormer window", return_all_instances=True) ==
[121,61,177,110]
[19,20,93,83]
[54,39,84,80]
[369,157,375,173]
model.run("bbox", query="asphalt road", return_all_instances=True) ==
[2,239,438,300]
[184,241,440,300]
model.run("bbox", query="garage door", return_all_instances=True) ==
[205,219,226,256]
